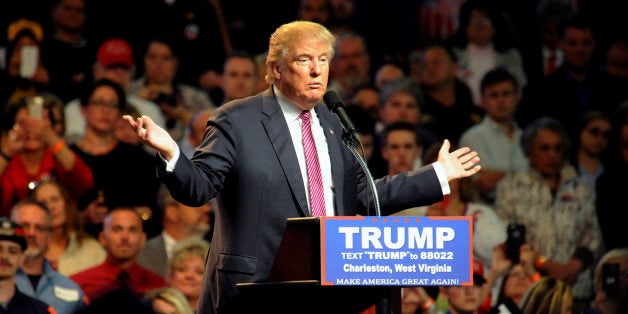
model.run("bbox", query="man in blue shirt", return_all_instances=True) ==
[11,199,87,314]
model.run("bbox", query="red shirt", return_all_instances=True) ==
[70,258,168,301]
[0,149,94,216]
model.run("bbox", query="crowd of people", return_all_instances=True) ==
[1,0,627,313]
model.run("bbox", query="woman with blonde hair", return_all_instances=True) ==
[168,238,210,312]
[144,287,194,314]
[520,276,573,314]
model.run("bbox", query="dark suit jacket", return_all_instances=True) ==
[158,88,445,314]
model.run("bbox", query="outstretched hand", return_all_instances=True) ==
[122,115,177,160]
[437,139,481,182]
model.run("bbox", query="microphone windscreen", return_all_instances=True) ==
[323,90,342,111]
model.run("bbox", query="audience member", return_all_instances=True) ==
[416,42,483,145]
[451,0,527,107]
[459,68,528,205]
[349,84,380,122]
[217,50,258,106]
[376,77,440,166]
[415,0,466,44]
[29,179,106,276]
[178,109,214,160]
[0,217,54,313]
[380,121,424,176]
[592,35,628,115]
[2,19,51,107]
[64,37,166,144]
[129,33,216,142]
[253,51,270,94]
[11,199,88,314]
[494,116,602,312]
[297,0,331,26]
[517,13,601,141]
[167,238,210,312]
[76,187,108,240]
[344,105,380,177]
[438,259,492,314]
[571,111,612,191]
[327,31,372,103]
[519,276,573,314]
[42,0,94,103]
[374,63,404,91]
[143,287,194,314]
[596,101,628,251]
[0,94,94,216]
[70,207,168,302]
[584,248,628,314]
[137,185,211,278]
[69,79,161,236]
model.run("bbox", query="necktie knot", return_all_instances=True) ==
[300,110,311,121]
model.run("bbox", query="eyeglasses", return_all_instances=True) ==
[19,222,50,233]
[586,127,610,138]
[89,99,120,110]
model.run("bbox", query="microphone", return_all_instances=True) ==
[323,91,357,138]
[323,90,381,216]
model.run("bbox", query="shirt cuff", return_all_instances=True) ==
[162,145,181,172]
[433,161,451,195]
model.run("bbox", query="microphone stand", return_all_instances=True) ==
[343,132,395,314]
[341,131,381,217]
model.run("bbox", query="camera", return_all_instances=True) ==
[504,223,526,264]
[155,92,178,107]
[602,263,620,297]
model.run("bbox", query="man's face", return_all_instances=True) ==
[481,81,519,123]
[331,37,370,90]
[382,129,421,175]
[272,39,330,110]
[528,129,565,177]
[440,284,486,313]
[0,240,23,280]
[99,209,146,262]
[561,27,595,70]
[11,205,51,258]
[379,92,420,126]
[221,56,257,103]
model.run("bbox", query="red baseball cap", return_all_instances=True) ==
[97,38,134,68]
[473,259,487,286]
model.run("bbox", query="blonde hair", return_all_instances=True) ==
[265,20,336,84]
[144,287,194,314]
[168,238,210,276]
[520,277,572,314]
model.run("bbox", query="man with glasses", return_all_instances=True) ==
[11,199,88,314]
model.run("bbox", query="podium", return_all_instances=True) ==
[235,217,401,314]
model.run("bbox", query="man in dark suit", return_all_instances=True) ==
[124,21,481,314]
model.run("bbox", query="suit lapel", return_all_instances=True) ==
[315,105,345,216]
[260,89,309,216]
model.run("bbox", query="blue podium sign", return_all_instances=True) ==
[320,216,473,286]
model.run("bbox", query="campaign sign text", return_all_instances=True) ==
[320,216,472,286]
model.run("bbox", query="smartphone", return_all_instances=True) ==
[27,96,44,119]
[19,45,39,79]
[505,223,526,264]
[602,263,620,297]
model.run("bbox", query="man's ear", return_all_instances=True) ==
[270,61,281,80]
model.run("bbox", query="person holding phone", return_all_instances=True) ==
[584,248,628,314]
[0,94,94,216]
[2,19,51,107]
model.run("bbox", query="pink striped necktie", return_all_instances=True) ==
[300,110,326,217]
